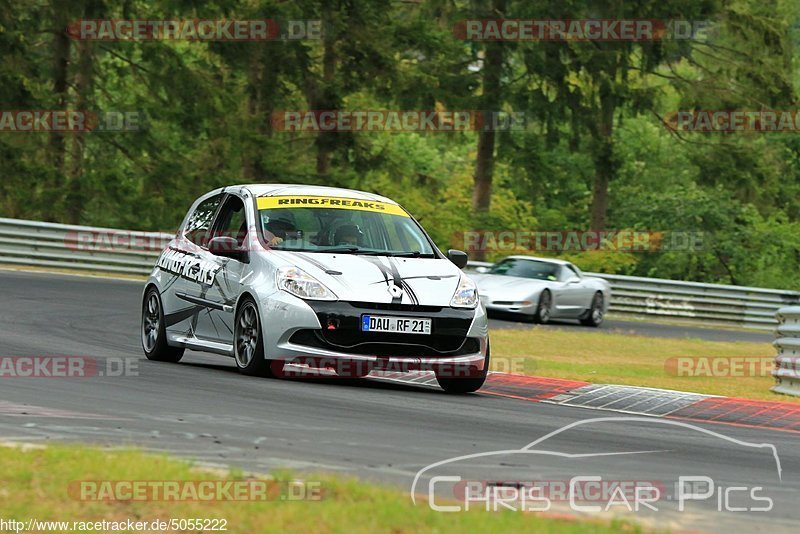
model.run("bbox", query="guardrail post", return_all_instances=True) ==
[772,307,800,396]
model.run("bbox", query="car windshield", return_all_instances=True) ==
[258,200,435,256]
[489,258,559,281]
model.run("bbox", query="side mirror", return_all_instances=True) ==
[208,236,246,261]
[566,276,581,284]
[475,266,490,274]
[447,249,469,269]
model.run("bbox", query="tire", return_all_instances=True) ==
[141,288,184,362]
[234,297,278,377]
[436,344,490,394]
[533,290,552,325]
[580,292,605,327]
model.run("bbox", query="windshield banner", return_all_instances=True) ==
[257,196,409,217]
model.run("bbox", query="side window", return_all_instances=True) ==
[184,195,222,247]
[566,264,581,279]
[211,196,248,246]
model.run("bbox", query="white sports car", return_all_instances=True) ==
[141,184,490,393]
[470,256,610,326]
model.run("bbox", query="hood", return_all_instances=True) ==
[273,251,463,306]
[473,274,550,300]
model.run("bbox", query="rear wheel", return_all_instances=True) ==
[533,290,552,324]
[580,292,605,327]
[141,288,184,362]
[436,344,490,394]
[234,298,278,377]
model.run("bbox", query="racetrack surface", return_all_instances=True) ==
[0,269,794,532]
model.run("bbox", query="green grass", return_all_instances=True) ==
[0,444,639,533]
[490,327,793,402]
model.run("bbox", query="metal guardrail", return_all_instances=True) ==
[773,307,800,396]
[1,218,798,330]
[465,261,800,330]
[0,218,170,276]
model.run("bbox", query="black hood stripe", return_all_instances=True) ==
[400,280,419,305]
[296,253,331,273]
[362,256,403,304]
[294,253,447,306]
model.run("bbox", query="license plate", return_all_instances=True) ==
[361,315,432,335]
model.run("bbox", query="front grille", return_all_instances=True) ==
[289,329,481,357]
[294,300,478,357]
[348,301,442,313]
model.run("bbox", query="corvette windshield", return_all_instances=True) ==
[489,258,559,281]
[259,205,435,256]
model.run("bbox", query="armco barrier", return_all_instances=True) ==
[0,218,170,276]
[465,261,800,330]
[0,218,798,329]
[773,307,800,396]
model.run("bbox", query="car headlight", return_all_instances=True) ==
[450,275,478,308]
[277,266,337,301]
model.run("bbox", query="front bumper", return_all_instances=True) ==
[261,292,489,370]
[480,294,538,315]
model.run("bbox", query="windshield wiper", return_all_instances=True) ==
[312,246,362,253]
[384,251,435,258]
[289,247,434,257]
[345,250,435,257]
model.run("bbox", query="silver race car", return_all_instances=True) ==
[141,185,490,393]
[471,256,610,326]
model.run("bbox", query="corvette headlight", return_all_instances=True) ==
[450,275,478,308]
[277,266,337,301]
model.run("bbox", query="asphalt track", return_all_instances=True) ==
[0,269,794,532]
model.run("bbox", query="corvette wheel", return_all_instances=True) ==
[533,290,552,324]
[141,288,184,362]
[580,292,604,327]
[234,298,277,377]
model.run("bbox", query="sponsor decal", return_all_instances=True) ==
[257,196,409,217]
[157,248,221,285]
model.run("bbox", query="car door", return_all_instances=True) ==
[161,193,224,340]
[558,264,594,317]
[550,265,586,317]
[192,193,250,343]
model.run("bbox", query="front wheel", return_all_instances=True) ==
[234,298,278,377]
[436,345,490,394]
[580,292,605,327]
[141,288,184,362]
[533,290,552,324]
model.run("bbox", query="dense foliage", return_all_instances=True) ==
[1,0,799,288]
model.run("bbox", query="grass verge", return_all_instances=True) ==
[0,444,637,533]
[489,327,790,402]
